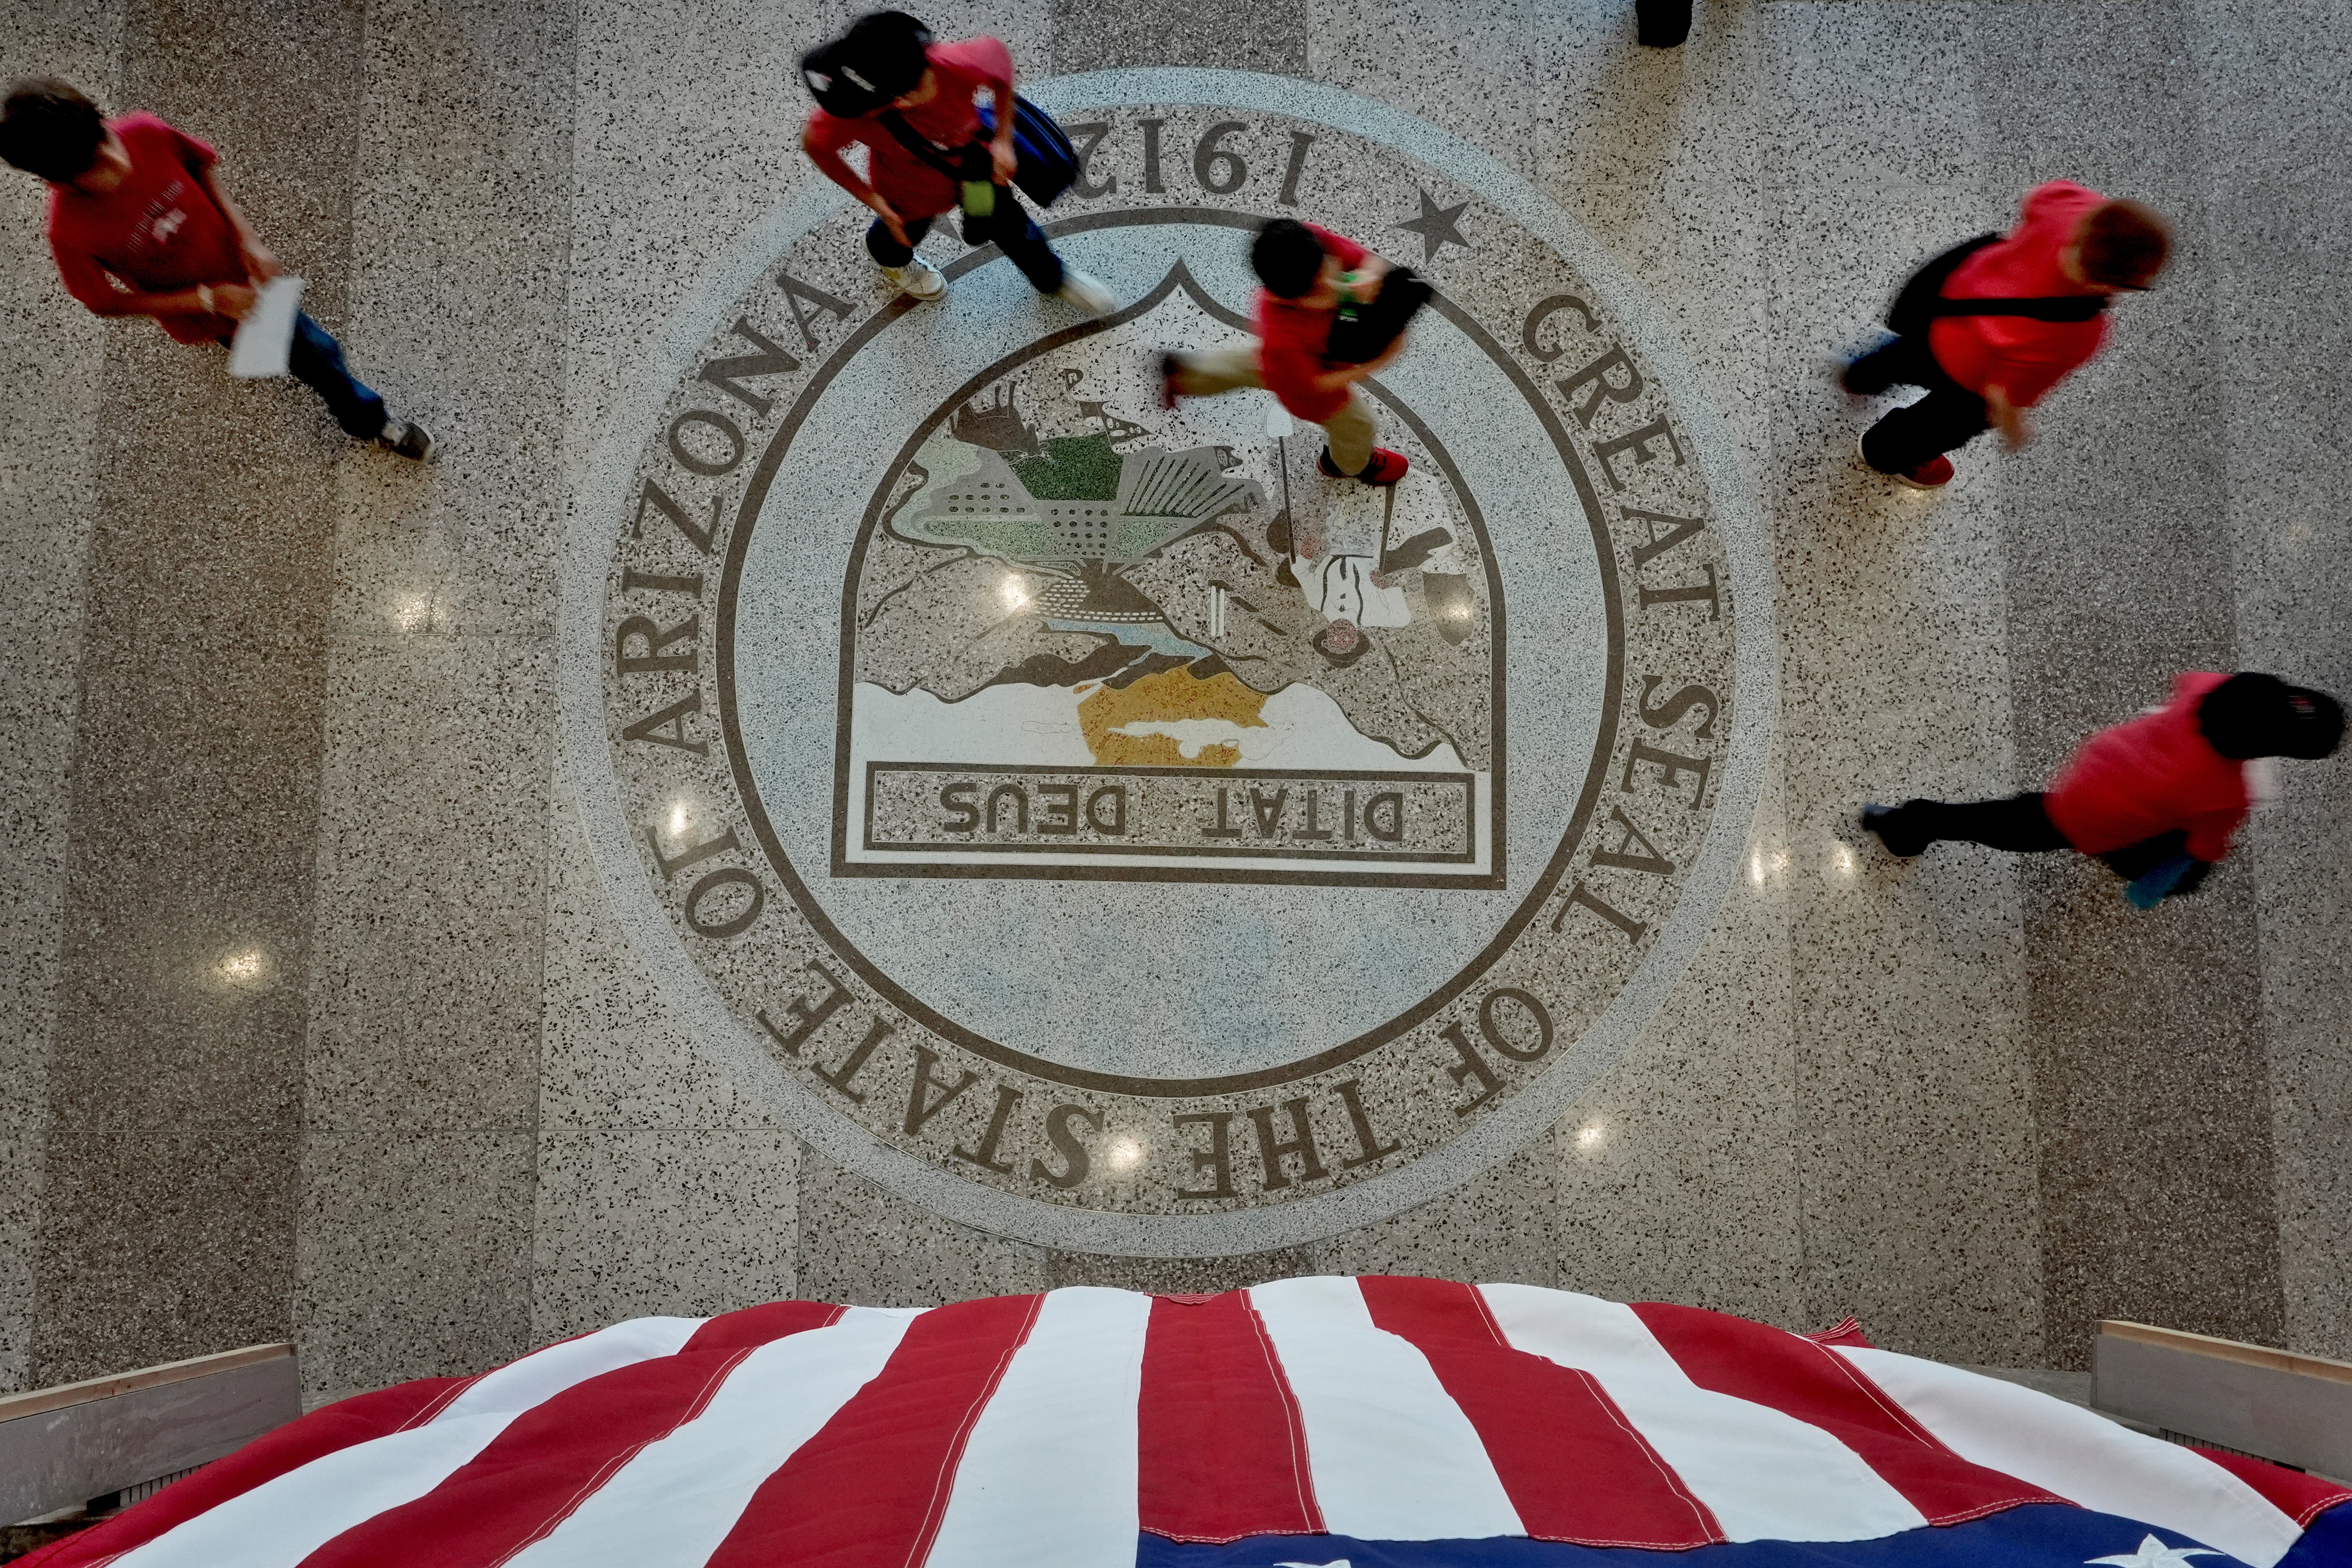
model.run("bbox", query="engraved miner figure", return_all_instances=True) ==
[1844,181,2169,490]
[0,78,435,458]
[799,10,1114,316]
[1862,673,2343,909]
[1160,218,1430,487]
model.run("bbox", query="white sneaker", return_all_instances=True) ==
[882,254,946,301]
[377,418,435,461]
[1055,270,1116,317]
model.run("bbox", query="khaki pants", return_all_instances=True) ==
[1170,343,1378,476]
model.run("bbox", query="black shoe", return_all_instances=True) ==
[1156,353,1182,410]
[377,418,435,461]
[1635,0,1691,46]
[1861,802,1930,859]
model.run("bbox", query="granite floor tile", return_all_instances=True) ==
[0,0,124,1394]
[1752,0,2046,1368]
[303,633,551,1131]
[1049,0,1306,75]
[539,783,785,1131]
[533,1129,798,1340]
[1971,0,2283,1369]
[332,0,575,639]
[2018,856,2283,1363]
[43,637,326,1133]
[1300,0,1540,176]
[793,1145,1047,1307]
[1311,1141,1561,1289]
[2184,0,2352,1363]
[1042,1249,1318,1294]
[1525,0,1774,474]
[297,1129,537,1406]
[32,0,367,1385]
[1553,750,1801,1326]
[564,0,861,495]
[114,0,363,328]
[31,1122,300,1387]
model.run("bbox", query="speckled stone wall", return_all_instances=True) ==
[4,0,2349,1405]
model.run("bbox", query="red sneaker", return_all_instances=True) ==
[1893,454,1954,490]
[1318,445,1410,485]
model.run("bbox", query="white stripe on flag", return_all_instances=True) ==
[1479,1285,1927,1543]
[1833,1346,2305,1568]
[507,1308,922,1568]
[1249,1276,1525,1541]
[925,1286,1156,1568]
[113,1316,707,1568]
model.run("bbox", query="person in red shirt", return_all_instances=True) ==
[1842,181,2168,490]
[0,78,433,458]
[799,11,1111,315]
[1158,218,1413,486]
[1861,673,2343,903]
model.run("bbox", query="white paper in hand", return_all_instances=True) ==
[228,276,306,379]
[1263,401,1296,439]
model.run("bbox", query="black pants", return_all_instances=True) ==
[865,202,1065,295]
[233,312,387,439]
[1636,0,1692,45]
[1888,791,2208,888]
[1848,334,1991,475]
[1888,791,2068,852]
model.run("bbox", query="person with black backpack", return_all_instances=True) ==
[1159,218,1432,487]
[1844,181,2169,490]
[799,11,1112,315]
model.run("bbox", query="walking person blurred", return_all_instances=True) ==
[1862,673,2343,907]
[1,77,434,457]
[799,10,1112,315]
[1845,181,2168,490]
[1160,217,1429,488]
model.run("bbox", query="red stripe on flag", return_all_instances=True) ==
[15,1377,474,1568]
[1137,1289,1323,1543]
[685,1300,849,1353]
[2192,1450,2352,1528]
[702,1293,1044,1568]
[1357,1277,1720,1548]
[294,1308,845,1568]
[1632,1303,2063,1523]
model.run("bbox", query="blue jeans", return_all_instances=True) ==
[865,202,1065,294]
[287,312,387,440]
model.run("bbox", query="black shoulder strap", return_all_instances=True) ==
[875,110,968,179]
[1926,293,2111,323]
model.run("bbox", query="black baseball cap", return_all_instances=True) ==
[801,11,933,117]
[2199,673,2346,760]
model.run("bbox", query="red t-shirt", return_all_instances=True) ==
[1255,225,1369,424]
[803,38,1013,221]
[1928,179,2111,407]
[2044,672,2251,862]
[46,112,246,344]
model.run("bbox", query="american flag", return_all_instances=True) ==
[25,1277,2349,1568]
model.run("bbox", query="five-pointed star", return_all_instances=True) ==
[1393,188,1471,263]
[2088,1535,2223,1568]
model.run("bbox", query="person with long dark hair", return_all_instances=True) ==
[799,10,1112,315]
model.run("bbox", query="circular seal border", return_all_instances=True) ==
[559,69,1779,1256]
[718,214,1611,1099]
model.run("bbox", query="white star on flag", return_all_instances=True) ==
[2088,1534,2225,1568]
